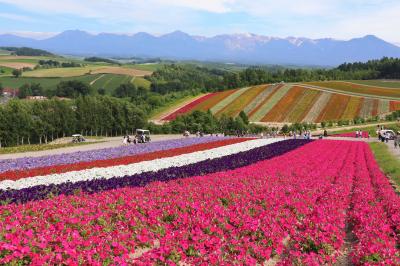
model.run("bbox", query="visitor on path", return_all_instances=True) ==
[123,136,128,145]
[394,133,399,149]
[323,130,328,137]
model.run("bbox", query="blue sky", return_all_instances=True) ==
[0,0,399,43]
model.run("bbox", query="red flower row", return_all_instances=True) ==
[162,93,217,121]
[0,138,252,182]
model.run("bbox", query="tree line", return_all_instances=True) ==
[146,57,400,95]
[0,96,146,147]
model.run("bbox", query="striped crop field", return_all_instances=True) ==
[304,81,400,99]
[160,83,400,123]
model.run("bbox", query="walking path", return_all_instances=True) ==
[384,139,400,159]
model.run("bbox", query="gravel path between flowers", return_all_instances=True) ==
[0,135,185,160]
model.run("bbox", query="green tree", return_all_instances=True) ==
[56,80,91,98]
[239,111,249,125]
[114,83,137,98]
[12,69,22,78]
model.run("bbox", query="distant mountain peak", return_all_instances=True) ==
[0,30,399,66]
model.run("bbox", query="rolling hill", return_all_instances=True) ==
[160,81,400,123]
[1,30,400,66]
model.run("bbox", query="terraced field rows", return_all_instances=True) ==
[161,83,400,123]
[0,73,134,94]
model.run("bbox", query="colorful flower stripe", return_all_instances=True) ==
[248,84,281,119]
[252,84,291,122]
[316,94,351,122]
[285,89,321,122]
[215,85,266,117]
[1,140,398,265]
[192,90,236,111]
[0,139,282,192]
[0,137,225,174]
[302,91,331,122]
[0,138,251,182]
[306,81,400,99]
[341,96,363,121]
[0,139,310,204]
[359,98,375,118]
[349,143,399,264]
[161,93,217,121]
[331,131,369,138]
[378,100,390,114]
[211,87,251,114]
[242,85,273,115]
[389,101,400,112]
[261,85,304,122]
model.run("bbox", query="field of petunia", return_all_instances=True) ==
[0,138,399,265]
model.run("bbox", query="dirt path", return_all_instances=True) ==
[0,135,184,160]
[384,139,400,159]
[311,121,398,135]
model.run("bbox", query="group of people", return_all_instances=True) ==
[355,130,367,138]
[122,135,146,145]
[290,130,312,140]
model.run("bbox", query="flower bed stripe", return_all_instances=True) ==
[389,101,400,112]
[0,139,311,204]
[0,137,225,174]
[215,85,266,117]
[285,89,321,122]
[341,97,363,121]
[211,87,251,114]
[248,84,281,120]
[0,138,251,182]
[243,85,273,115]
[261,86,304,122]
[378,100,390,114]
[251,84,291,122]
[371,99,379,116]
[162,93,217,121]
[359,98,375,118]
[0,139,281,191]
[301,91,331,122]
[316,94,351,122]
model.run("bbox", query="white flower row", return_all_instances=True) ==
[0,138,283,191]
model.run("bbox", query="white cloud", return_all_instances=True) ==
[0,0,399,42]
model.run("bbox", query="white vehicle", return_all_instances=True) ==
[72,134,86,143]
[135,129,151,143]
[380,130,395,140]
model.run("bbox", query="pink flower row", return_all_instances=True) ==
[0,140,398,265]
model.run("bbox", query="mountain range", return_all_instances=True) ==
[1,30,400,66]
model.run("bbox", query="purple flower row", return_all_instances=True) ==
[0,137,226,174]
[0,140,312,204]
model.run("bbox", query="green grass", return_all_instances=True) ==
[22,66,106,77]
[0,75,101,90]
[91,74,132,94]
[0,141,102,154]
[349,80,400,89]
[0,73,133,94]
[0,66,13,76]
[132,77,151,89]
[124,63,164,72]
[369,142,400,191]
[149,94,200,119]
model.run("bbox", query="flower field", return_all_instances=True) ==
[159,83,400,123]
[0,138,399,265]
